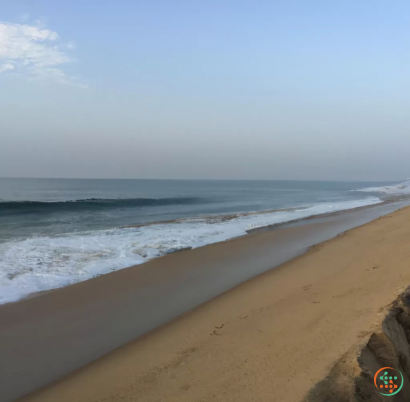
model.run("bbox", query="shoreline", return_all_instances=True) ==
[5,197,407,309]
[123,194,408,230]
[0,193,392,306]
[248,194,410,233]
[0,200,407,401]
[5,194,408,306]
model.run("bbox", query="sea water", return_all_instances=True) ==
[0,178,406,304]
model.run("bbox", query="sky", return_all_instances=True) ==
[0,0,410,181]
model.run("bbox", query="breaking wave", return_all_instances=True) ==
[0,197,381,304]
[353,179,410,195]
[0,197,209,216]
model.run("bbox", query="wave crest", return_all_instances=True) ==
[354,179,410,195]
[0,197,207,215]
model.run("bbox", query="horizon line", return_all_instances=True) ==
[0,176,404,183]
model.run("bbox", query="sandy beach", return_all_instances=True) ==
[4,1,410,400]
[4,0,410,399]
[0,202,409,401]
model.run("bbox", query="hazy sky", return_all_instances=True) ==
[1,1,409,180]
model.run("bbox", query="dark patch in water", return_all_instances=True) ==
[0,197,210,216]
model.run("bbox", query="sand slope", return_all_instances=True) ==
[20,206,410,402]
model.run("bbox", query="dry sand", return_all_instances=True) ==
[18,205,410,401]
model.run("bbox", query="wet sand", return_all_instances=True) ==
[0,201,407,401]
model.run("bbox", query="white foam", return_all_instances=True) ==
[0,197,381,304]
[354,179,410,195]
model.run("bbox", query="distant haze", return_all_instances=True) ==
[1,1,409,181]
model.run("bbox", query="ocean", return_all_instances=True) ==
[0,177,408,304]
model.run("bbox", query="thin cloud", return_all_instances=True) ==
[0,21,84,87]
[0,63,14,73]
